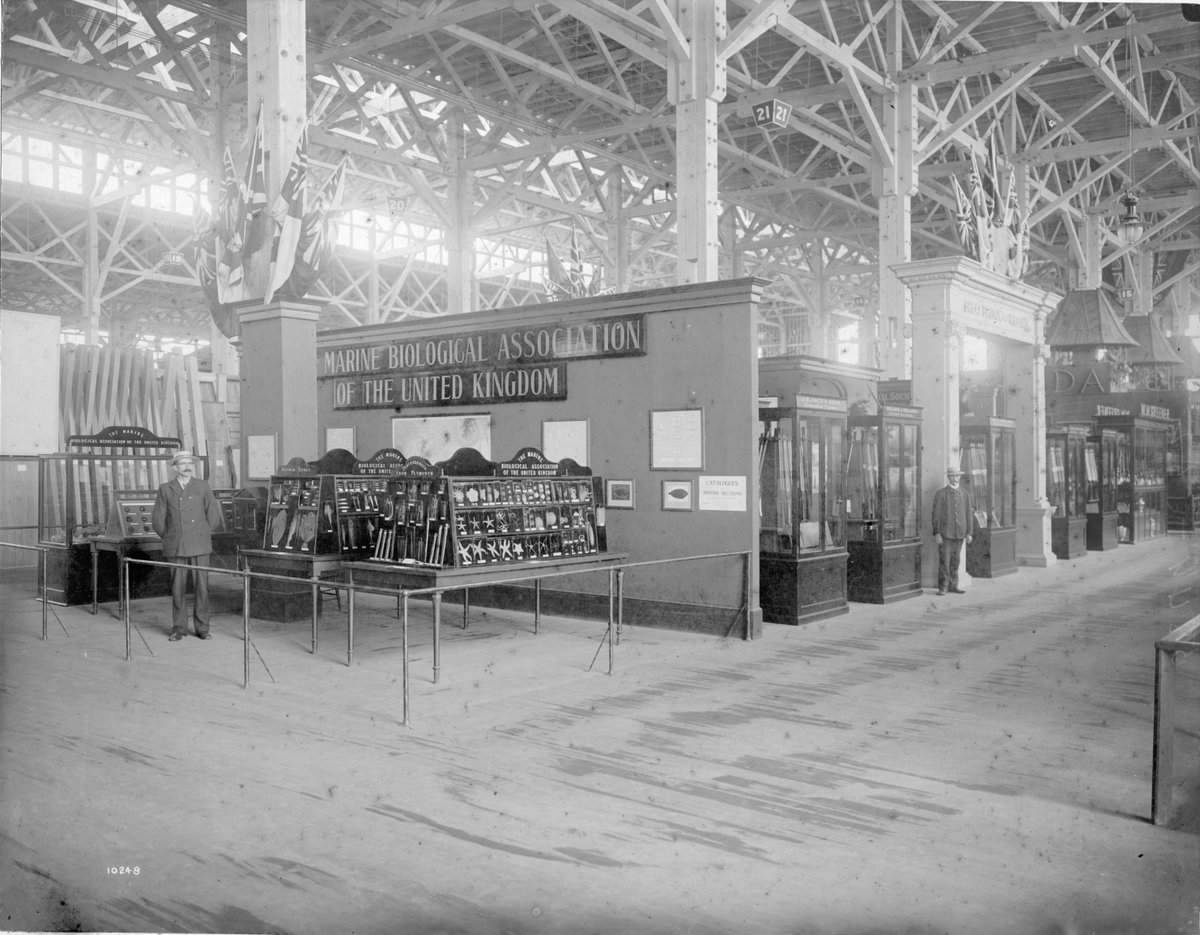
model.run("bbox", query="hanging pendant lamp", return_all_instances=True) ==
[1046,289,1139,353]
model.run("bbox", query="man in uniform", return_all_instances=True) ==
[152,451,224,640]
[931,465,973,596]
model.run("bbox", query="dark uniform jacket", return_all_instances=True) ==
[931,484,973,540]
[151,477,224,557]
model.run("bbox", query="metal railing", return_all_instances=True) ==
[109,548,753,726]
[0,540,52,638]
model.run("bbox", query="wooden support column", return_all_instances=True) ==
[1136,250,1155,316]
[609,170,628,291]
[877,81,916,378]
[84,211,101,344]
[445,111,473,316]
[245,0,308,296]
[670,0,725,284]
[238,0,318,471]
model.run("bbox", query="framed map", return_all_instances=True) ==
[392,414,491,462]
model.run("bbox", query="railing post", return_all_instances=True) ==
[347,573,355,667]
[402,592,410,727]
[615,568,624,646]
[124,559,131,661]
[41,546,49,639]
[1151,644,1176,825]
[243,570,251,689]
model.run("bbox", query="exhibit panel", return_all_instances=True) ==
[757,396,849,625]
[844,405,922,604]
[313,279,764,637]
[1047,425,1089,560]
[1095,414,1170,544]
[960,416,1018,577]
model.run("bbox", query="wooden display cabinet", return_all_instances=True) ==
[843,405,923,604]
[36,428,181,605]
[1096,414,1170,544]
[960,416,1018,577]
[1086,428,1121,550]
[366,448,604,570]
[212,487,267,556]
[1047,425,1089,560]
[757,396,849,625]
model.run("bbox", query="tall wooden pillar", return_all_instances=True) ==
[877,81,916,378]
[670,0,725,284]
[238,0,318,469]
[446,110,474,316]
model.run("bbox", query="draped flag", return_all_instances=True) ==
[950,174,977,259]
[215,145,247,304]
[194,207,238,338]
[284,156,347,300]
[544,228,609,300]
[265,126,308,304]
[240,106,269,257]
[545,236,572,299]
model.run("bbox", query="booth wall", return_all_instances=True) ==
[314,280,764,636]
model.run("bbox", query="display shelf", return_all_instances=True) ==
[1047,425,1089,559]
[212,487,267,555]
[1096,414,1170,544]
[960,416,1018,577]
[262,473,339,554]
[843,405,923,604]
[757,396,849,624]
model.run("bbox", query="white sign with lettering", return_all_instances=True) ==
[698,475,747,512]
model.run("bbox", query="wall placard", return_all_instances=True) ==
[542,419,589,466]
[697,475,747,512]
[325,426,356,454]
[247,434,277,479]
[650,409,703,470]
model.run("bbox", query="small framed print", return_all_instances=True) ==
[661,479,693,511]
[606,479,635,509]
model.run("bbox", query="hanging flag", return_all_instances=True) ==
[544,236,571,299]
[984,137,1003,224]
[285,156,347,299]
[194,207,238,338]
[265,125,308,304]
[950,174,977,259]
[566,227,587,294]
[215,145,246,303]
[240,105,269,257]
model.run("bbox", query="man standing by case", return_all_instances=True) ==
[152,451,224,640]
[931,465,973,596]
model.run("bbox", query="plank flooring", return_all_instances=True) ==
[1,536,1198,935]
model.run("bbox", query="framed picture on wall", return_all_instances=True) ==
[542,419,589,465]
[325,426,356,454]
[605,479,635,509]
[393,413,491,462]
[661,479,693,511]
[650,409,703,470]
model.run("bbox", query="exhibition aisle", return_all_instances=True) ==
[0,536,1197,935]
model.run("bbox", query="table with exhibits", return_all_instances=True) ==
[342,552,628,681]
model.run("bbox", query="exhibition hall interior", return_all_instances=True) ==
[1,1,1198,932]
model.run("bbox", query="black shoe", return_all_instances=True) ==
[196,632,213,640]
[949,588,966,594]
[169,632,185,641]
[937,588,947,596]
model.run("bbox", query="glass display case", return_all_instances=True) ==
[960,416,1018,577]
[212,487,267,557]
[1086,428,1121,550]
[1096,414,1170,543]
[757,396,849,624]
[37,437,180,605]
[1046,425,1090,559]
[843,405,923,603]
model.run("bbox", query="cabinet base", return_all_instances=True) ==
[965,527,1019,578]
[760,552,849,626]
[1051,516,1088,560]
[846,540,921,604]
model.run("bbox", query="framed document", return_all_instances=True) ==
[650,409,703,470]
[247,434,277,479]
[542,419,589,465]
[605,479,635,509]
[325,426,356,454]
[661,479,693,511]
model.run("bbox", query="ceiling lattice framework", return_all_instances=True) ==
[1,0,1197,350]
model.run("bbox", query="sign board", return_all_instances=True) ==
[752,99,793,129]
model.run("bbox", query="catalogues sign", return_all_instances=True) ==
[323,314,646,409]
[697,476,747,512]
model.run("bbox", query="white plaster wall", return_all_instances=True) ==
[0,310,61,454]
